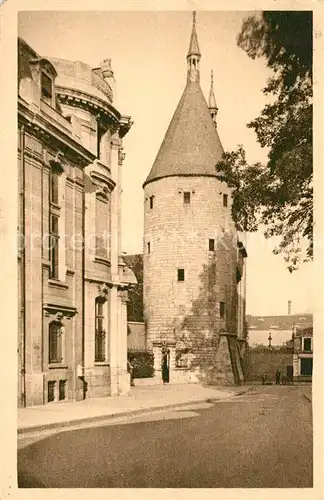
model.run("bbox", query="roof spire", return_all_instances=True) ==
[208,69,218,126]
[187,11,201,83]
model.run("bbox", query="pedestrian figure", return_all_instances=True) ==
[161,346,170,383]
[127,360,135,387]
[275,369,281,385]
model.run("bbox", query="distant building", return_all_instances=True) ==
[247,314,313,348]
[293,326,313,381]
[18,38,136,407]
[142,12,247,385]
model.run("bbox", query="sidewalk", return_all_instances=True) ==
[18,383,252,435]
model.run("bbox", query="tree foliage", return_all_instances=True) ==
[216,12,313,272]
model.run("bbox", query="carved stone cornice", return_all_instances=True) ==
[90,169,116,194]
[56,86,121,130]
[97,283,110,302]
[43,303,77,318]
[18,99,96,168]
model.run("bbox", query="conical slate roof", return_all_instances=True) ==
[143,80,224,187]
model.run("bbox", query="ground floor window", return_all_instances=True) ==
[300,357,313,376]
[49,320,63,364]
[48,381,56,402]
[95,298,106,362]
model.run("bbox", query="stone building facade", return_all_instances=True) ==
[142,13,247,385]
[17,38,136,407]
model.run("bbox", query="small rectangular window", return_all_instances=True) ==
[147,242,151,254]
[223,194,228,207]
[303,338,312,351]
[59,380,67,401]
[178,269,185,281]
[209,239,215,251]
[41,73,53,100]
[220,302,226,318]
[184,192,191,204]
[48,381,56,402]
[149,196,154,209]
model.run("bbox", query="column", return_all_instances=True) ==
[110,135,120,279]
[117,289,130,395]
[109,285,119,395]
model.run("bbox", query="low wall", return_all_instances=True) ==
[243,347,293,382]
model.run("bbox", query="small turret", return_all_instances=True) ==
[187,11,201,83]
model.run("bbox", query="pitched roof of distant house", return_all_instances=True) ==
[247,314,313,331]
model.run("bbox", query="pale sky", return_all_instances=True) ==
[18,10,313,316]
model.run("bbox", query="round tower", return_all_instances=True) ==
[143,12,245,385]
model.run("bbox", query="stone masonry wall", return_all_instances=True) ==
[143,176,240,382]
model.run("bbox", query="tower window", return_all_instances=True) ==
[147,242,151,254]
[149,196,154,209]
[183,192,191,204]
[49,215,59,280]
[223,194,228,207]
[178,269,185,282]
[209,239,215,251]
[220,302,226,319]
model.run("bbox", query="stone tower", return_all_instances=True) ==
[143,12,247,385]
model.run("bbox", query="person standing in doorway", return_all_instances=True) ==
[161,346,170,383]
[275,369,281,385]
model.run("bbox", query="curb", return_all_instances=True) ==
[303,392,312,404]
[18,387,252,437]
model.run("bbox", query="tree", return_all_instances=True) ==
[216,12,313,272]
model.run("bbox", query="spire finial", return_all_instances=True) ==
[187,10,201,83]
[208,69,218,126]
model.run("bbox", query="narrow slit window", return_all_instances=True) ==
[149,196,154,209]
[220,302,226,319]
[209,239,215,251]
[223,194,228,207]
[147,242,151,254]
[178,269,185,282]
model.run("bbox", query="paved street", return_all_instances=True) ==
[18,385,312,488]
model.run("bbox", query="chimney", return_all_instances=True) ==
[288,300,292,315]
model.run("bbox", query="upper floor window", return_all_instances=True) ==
[95,194,109,259]
[223,194,228,207]
[41,72,53,102]
[184,192,191,204]
[50,169,59,205]
[220,301,226,319]
[209,238,215,251]
[303,337,312,351]
[147,242,151,254]
[49,214,59,280]
[149,196,154,209]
